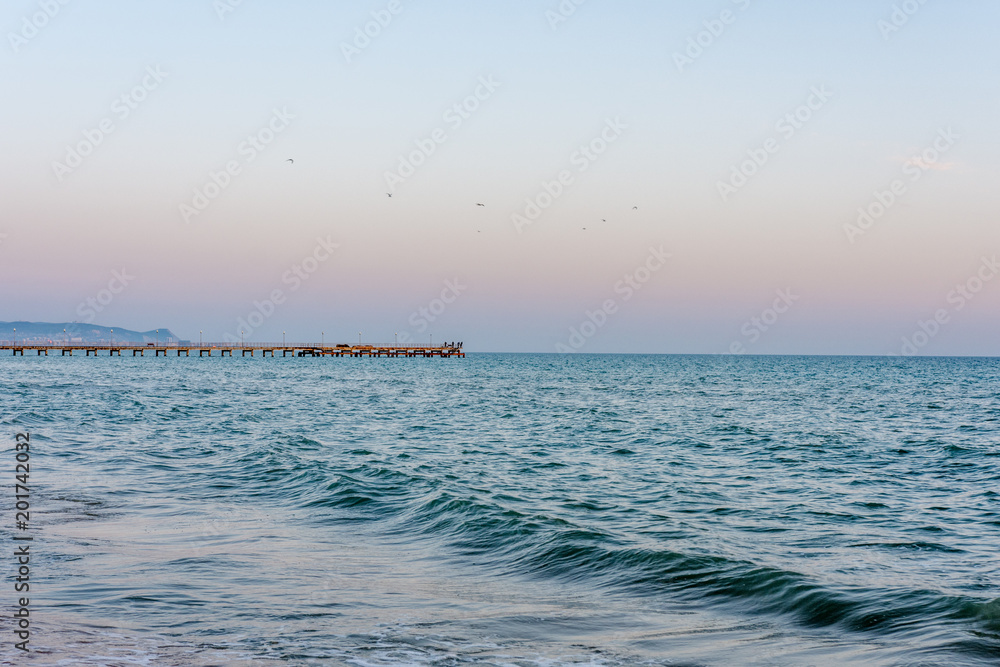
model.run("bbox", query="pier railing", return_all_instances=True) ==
[0,342,465,358]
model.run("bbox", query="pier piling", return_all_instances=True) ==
[1,342,464,359]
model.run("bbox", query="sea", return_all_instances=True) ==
[1,354,998,666]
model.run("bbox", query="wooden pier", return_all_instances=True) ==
[0,343,465,359]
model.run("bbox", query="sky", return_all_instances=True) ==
[1,0,998,354]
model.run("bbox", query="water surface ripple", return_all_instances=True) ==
[1,354,998,665]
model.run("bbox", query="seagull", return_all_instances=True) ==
[632,206,638,210]
[602,219,607,222]
[386,193,393,198]
[476,203,485,207]
[286,159,294,164]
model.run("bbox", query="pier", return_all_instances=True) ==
[0,343,465,359]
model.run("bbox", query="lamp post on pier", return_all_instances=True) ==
[156,330,159,346]
[111,329,114,346]
[395,332,398,346]
[283,331,286,347]
[12,328,15,347]
[322,332,325,346]
[200,331,203,346]
[358,331,362,346]
[241,330,244,348]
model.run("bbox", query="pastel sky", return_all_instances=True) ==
[1,0,998,354]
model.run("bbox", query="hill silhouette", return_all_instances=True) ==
[0,321,181,344]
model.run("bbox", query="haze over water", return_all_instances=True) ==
[3,354,998,665]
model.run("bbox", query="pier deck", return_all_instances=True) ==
[0,343,465,358]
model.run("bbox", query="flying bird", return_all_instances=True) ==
[286,159,294,164]
[386,193,393,198]
[632,206,638,210]
[476,203,485,207]
[602,219,607,222]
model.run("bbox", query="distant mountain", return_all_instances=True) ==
[0,322,181,344]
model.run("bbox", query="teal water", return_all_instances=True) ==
[1,354,999,665]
